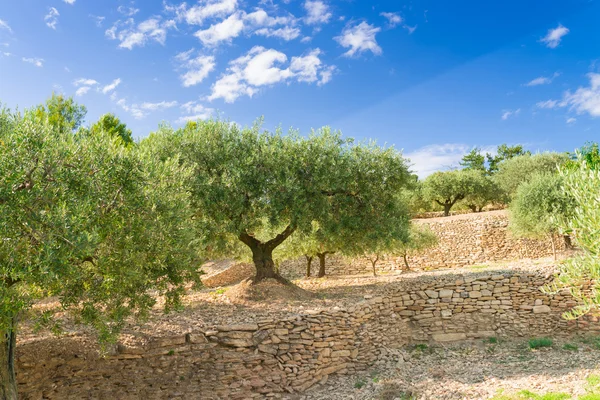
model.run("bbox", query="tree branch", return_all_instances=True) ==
[265,225,295,250]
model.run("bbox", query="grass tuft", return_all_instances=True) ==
[528,337,553,349]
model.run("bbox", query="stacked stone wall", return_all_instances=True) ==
[16,269,597,399]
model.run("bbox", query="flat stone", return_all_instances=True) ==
[432,333,467,342]
[216,324,259,332]
[533,305,551,313]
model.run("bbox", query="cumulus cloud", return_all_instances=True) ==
[536,99,559,109]
[525,72,560,86]
[208,46,334,103]
[45,7,60,30]
[380,12,402,27]
[170,0,238,25]
[175,49,216,87]
[335,21,382,57]
[63,0,76,4]
[195,12,245,46]
[304,0,331,25]
[106,17,176,49]
[72,78,99,96]
[501,108,521,120]
[540,24,569,49]
[566,117,576,124]
[116,98,178,119]
[22,57,44,67]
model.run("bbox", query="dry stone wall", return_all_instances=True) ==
[279,210,564,278]
[16,269,598,400]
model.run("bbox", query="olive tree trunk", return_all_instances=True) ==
[369,255,379,277]
[305,255,313,277]
[0,320,17,400]
[317,253,327,278]
[402,254,410,270]
[239,226,295,283]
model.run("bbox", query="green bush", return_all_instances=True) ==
[528,338,553,349]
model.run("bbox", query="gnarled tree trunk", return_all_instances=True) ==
[305,255,313,277]
[402,254,410,271]
[239,226,295,283]
[1,319,17,400]
[369,255,379,277]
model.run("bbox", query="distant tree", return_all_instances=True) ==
[460,148,486,171]
[509,173,574,259]
[422,169,477,216]
[34,93,87,133]
[90,113,134,145]
[565,142,600,171]
[487,144,530,173]
[0,106,200,398]
[397,224,438,270]
[494,152,569,201]
[548,157,600,318]
[462,171,502,212]
[146,121,412,283]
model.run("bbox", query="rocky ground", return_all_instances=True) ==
[298,338,600,400]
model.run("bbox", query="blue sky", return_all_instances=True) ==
[1,0,599,176]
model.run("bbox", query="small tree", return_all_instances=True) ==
[0,106,200,397]
[509,173,574,259]
[494,152,569,201]
[487,144,530,174]
[460,148,486,172]
[33,92,87,133]
[422,169,477,216]
[547,157,600,318]
[462,171,502,212]
[397,224,438,270]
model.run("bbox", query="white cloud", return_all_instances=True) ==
[75,86,91,96]
[501,108,521,120]
[566,117,576,124]
[140,101,178,111]
[304,0,331,25]
[107,17,175,49]
[179,0,238,25]
[380,12,402,27]
[117,6,140,17]
[0,19,13,34]
[561,73,600,117]
[63,0,76,4]
[194,12,245,46]
[525,72,560,86]
[254,26,300,40]
[335,21,382,57]
[90,15,105,27]
[208,46,333,103]
[175,49,216,87]
[540,24,569,49]
[102,78,121,94]
[536,99,559,109]
[405,25,417,34]
[178,101,215,123]
[73,78,99,86]
[45,7,60,30]
[22,57,44,67]
[405,144,497,178]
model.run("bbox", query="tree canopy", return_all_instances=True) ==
[33,93,87,133]
[421,169,479,216]
[0,104,200,398]
[145,120,413,282]
[90,113,134,145]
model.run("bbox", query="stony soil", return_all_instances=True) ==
[298,338,600,400]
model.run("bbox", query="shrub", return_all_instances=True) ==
[528,338,553,349]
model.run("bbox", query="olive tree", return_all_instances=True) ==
[494,152,569,201]
[397,224,438,270]
[33,93,87,133]
[422,169,478,216]
[547,158,600,318]
[0,107,200,398]
[90,113,134,145]
[147,120,412,283]
[462,171,502,212]
[509,173,574,259]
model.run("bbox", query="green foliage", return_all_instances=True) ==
[0,105,200,342]
[422,169,486,216]
[485,337,499,344]
[509,173,574,245]
[396,223,438,269]
[33,93,87,133]
[487,144,531,174]
[146,120,412,281]
[460,147,486,171]
[494,153,569,201]
[462,170,503,212]
[562,343,578,351]
[546,159,600,319]
[90,113,134,146]
[528,337,553,349]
